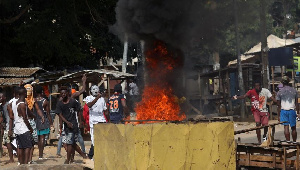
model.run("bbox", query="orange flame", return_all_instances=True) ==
[135,41,186,123]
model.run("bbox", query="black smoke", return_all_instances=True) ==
[113,0,229,50]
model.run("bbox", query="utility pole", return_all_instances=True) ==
[234,0,246,119]
[260,0,269,88]
[122,34,128,73]
[122,34,128,93]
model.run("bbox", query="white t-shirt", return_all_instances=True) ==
[259,88,273,112]
[83,96,107,127]
[129,82,139,95]
[276,86,298,110]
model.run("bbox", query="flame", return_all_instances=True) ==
[134,41,186,123]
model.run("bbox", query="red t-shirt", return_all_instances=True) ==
[246,89,259,112]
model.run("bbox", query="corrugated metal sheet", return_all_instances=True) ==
[0,67,45,77]
[0,77,33,86]
[57,69,135,81]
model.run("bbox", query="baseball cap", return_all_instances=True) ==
[281,76,290,84]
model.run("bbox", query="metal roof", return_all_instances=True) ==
[0,77,34,86]
[0,67,46,77]
[56,69,136,82]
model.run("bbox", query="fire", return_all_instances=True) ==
[135,41,186,122]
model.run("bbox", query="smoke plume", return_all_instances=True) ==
[114,0,224,50]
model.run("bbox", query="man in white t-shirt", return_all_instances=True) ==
[276,76,299,142]
[83,85,107,159]
[234,81,276,143]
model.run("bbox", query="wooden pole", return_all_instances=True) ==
[272,66,275,92]
[234,0,246,118]
[260,0,269,89]
[234,121,287,135]
[107,75,110,97]
[198,73,202,111]
[226,70,233,112]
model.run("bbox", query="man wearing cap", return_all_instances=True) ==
[277,76,299,142]
[107,84,129,124]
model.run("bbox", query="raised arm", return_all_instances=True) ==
[86,93,101,108]
[235,93,249,100]
[71,74,87,99]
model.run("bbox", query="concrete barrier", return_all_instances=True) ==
[94,122,235,170]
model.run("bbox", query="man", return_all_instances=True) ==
[23,83,45,164]
[84,85,107,159]
[127,79,139,112]
[34,85,53,159]
[15,87,34,164]
[6,87,21,164]
[234,81,276,143]
[128,79,139,96]
[56,74,86,158]
[107,84,129,123]
[1,92,18,164]
[56,86,87,164]
[277,76,299,142]
[0,92,8,158]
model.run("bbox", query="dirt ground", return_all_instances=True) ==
[0,118,298,169]
[0,140,92,169]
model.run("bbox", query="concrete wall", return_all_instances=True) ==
[94,122,236,170]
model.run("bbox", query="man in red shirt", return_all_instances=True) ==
[234,81,276,143]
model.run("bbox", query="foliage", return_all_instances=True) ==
[0,0,123,69]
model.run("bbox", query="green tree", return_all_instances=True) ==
[0,0,123,69]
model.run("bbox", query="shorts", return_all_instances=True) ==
[2,130,15,144]
[253,110,269,126]
[280,110,297,127]
[16,131,34,149]
[37,128,50,136]
[61,131,66,143]
[29,119,38,143]
[62,132,78,145]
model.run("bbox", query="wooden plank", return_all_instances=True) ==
[273,153,276,168]
[237,145,283,153]
[246,152,250,166]
[234,121,287,135]
[238,159,300,169]
[286,150,297,158]
[238,154,273,162]
[238,154,297,163]
[238,159,277,168]
[283,147,287,170]
[297,145,300,170]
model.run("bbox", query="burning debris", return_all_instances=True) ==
[113,0,229,122]
[135,41,186,122]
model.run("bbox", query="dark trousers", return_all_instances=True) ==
[88,144,94,159]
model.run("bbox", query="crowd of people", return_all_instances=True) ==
[5,73,298,164]
[0,74,132,165]
[234,76,299,144]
